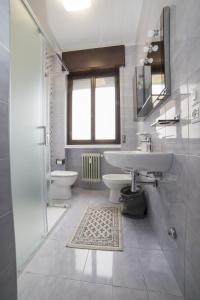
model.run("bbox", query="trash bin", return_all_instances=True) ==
[119,185,147,218]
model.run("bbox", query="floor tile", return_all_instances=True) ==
[78,281,113,300]
[19,188,183,300]
[148,291,184,300]
[112,286,148,300]
[133,219,161,250]
[123,217,139,249]
[18,273,57,300]
[139,250,182,296]
[51,277,81,300]
[50,207,86,242]
[47,206,67,232]
[26,239,88,280]
[113,249,146,290]
[82,250,113,284]
[18,272,81,300]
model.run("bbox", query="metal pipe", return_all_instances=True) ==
[130,170,138,192]
[136,180,158,188]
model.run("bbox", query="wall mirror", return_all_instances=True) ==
[136,7,170,117]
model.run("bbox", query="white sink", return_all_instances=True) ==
[104,151,173,172]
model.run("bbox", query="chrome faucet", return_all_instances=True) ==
[137,133,152,152]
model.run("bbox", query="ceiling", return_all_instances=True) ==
[28,0,143,51]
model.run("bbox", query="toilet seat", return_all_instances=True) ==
[103,174,131,182]
[51,171,78,177]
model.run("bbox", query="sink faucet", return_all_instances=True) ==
[137,133,152,152]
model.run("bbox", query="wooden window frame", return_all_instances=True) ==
[67,69,120,145]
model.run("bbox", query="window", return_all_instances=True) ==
[67,71,120,144]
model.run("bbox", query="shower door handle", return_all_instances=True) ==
[38,126,49,146]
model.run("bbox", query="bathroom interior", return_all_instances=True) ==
[1,0,200,299]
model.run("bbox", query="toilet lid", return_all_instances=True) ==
[51,171,78,177]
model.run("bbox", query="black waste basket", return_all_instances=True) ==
[119,185,147,218]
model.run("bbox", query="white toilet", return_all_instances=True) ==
[50,170,78,201]
[102,174,132,203]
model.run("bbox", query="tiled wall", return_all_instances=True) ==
[0,0,17,299]
[135,1,200,299]
[50,71,66,171]
[66,148,121,189]
[46,50,67,172]
[120,46,138,150]
[65,46,138,188]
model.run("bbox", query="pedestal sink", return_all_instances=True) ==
[104,151,173,172]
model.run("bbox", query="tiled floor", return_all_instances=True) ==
[47,206,67,232]
[18,188,184,300]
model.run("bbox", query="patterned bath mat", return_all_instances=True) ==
[66,206,123,251]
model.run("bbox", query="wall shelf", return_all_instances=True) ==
[150,115,180,127]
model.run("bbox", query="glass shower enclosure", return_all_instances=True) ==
[10,0,48,271]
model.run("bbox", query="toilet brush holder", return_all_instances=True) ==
[119,185,147,219]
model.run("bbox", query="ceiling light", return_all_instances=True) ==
[64,0,92,12]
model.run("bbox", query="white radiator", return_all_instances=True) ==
[81,153,101,182]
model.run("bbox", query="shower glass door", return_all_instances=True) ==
[10,0,47,271]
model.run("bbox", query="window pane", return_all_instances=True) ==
[95,77,116,140]
[152,73,165,95]
[72,78,91,140]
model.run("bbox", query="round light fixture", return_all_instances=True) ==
[152,45,159,52]
[143,45,149,53]
[144,44,159,54]
[144,57,153,64]
[64,0,92,12]
[148,58,153,64]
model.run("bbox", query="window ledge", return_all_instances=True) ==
[65,144,122,149]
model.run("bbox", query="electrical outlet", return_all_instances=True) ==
[122,135,126,143]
